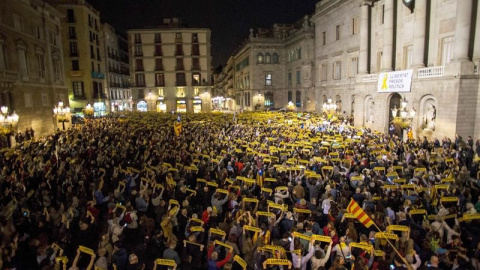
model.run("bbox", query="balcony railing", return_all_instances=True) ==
[417,66,445,78]
[91,71,105,79]
[362,74,378,82]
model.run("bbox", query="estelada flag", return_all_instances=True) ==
[173,122,182,136]
[347,199,374,228]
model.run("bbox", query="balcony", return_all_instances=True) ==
[175,81,186,86]
[362,74,378,82]
[91,71,105,79]
[72,95,87,100]
[69,70,83,77]
[417,66,445,78]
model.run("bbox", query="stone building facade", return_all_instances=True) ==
[102,23,131,112]
[215,16,315,112]
[313,0,480,139]
[48,0,107,116]
[0,0,68,136]
[127,19,212,113]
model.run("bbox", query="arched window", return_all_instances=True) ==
[296,90,301,107]
[264,91,274,107]
[272,53,279,63]
[288,91,292,102]
[257,53,264,64]
[265,53,271,64]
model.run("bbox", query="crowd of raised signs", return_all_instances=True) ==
[0,111,480,270]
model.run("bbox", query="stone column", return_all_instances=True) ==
[358,2,369,74]
[412,0,427,67]
[382,0,394,71]
[453,0,473,61]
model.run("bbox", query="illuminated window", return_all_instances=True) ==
[176,87,186,98]
[257,53,264,64]
[265,73,272,86]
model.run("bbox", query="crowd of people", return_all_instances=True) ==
[0,111,480,270]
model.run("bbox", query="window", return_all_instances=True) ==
[381,5,385,25]
[264,91,274,107]
[155,45,162,56]
[352,17,359,35]
[176,73,186,86]
[288,91,293,102]
[155,58,163,71]
[36,54,45,78]
[295,90,301,108]
[322,31,326,45]
[158,88,164,96]
[333,61,341,80]
[41,93,49,107]
[265,74,272,86]
[193,87,199,96]
[336,25,340,41]
[67,9,75,23]
[257,53,264,64]
[53,57,61,81]
[68,27,76,39]
[135,74,145,87]
[192,58,200,70]
[91,61,95,72]
[192,33,198,43]
[192,44,199,56]
[18,48,28,76]
[72,60,79,70]
[404,45,413,69]
[441,36,454,65]
[90,45,95,59]
[192,73,201,86]
[135,59,143,71]
[155,73,165,86]
[175,44,183,55]
[288,72,292,86]
[296,70,301,85]
[69,42,78,56]
[320,63,327,81]
[155,33,162,43]
[175,33,182,39]
[0,43,6,70]
[24,93,33,108]
[13,14,23,32]
[72,81,84,97]
[272,53,279,63]
[244,92,251,107]
[134,34,141,43]
[97,48,101,61]
[377,51,383,72]
[176,58,184,70]
[134,45,142,56]
[265,53,271,64]
[349,57,358,77]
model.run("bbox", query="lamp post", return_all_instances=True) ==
[322,98,337,121]
[84,103,94,119]
[0,106,19,147]
[53,101,71,131]
[391,97,416,141]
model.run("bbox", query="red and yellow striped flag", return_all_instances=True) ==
[347,199,374,228]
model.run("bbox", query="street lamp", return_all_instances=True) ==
[53,101,71,130]
[391,97,416,140]
[84,103,94,118]
[0,106,19,148]
[322,98,337,114]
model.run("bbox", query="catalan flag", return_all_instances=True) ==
[347,199,374,228]
[173,114,182,137]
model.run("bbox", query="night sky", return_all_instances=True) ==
[88,0,319,68]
